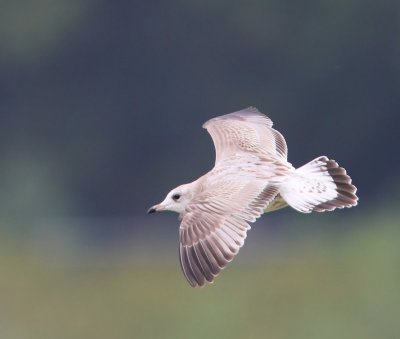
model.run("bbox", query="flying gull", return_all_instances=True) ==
[148,107,358,287]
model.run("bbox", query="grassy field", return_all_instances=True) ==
[0,211,399,339]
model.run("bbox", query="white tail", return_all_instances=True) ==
[279,156,358,213]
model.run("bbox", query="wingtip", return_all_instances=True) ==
[202,106,263,129]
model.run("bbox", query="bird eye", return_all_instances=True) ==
[172,193,181,201]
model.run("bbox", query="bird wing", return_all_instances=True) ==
[203,107,288,165]
[179,170,279,287]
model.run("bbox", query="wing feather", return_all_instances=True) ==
[179,246,198,287]
[178,107,292,287]
[179,179,279,287]
[203,107,288,163]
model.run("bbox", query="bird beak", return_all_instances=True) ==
[147,203,163,214]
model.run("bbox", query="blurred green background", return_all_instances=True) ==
[1,1,399,338]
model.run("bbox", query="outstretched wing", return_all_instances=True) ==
[203,107,288,164]
[179,173,279,287]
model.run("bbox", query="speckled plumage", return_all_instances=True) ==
[148,107,358,287]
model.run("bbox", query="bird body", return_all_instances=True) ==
[148,107,358,287]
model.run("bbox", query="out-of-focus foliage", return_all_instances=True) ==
[1,211,399,339]
[0,0,399,218]
[0,0,91,62]
[0,1,399,337]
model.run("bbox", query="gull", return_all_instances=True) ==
[148,107,358,287]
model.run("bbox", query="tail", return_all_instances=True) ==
[279,156,358,213]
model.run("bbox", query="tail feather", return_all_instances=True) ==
[280,156,358,213]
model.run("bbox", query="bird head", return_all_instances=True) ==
[147,183,194,215]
